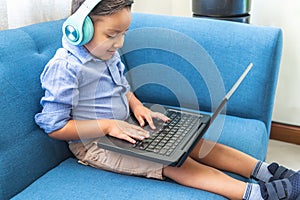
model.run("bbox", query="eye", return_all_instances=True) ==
[106,34,117,39]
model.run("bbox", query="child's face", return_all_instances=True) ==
[84,8,132,60]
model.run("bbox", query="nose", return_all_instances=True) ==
[113,34,125,49]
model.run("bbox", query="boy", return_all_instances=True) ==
[35,0,300,199]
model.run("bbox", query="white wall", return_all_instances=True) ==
[6,0,71,29]
[132,0,191,17]
[133,0,300,126]
[251,1,300,126]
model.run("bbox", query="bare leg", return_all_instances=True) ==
[163,157,247,200]
[190,139,258,178]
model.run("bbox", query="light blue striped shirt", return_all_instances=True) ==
[35,37,130,134]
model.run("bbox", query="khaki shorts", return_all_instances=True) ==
[69,139,164,180]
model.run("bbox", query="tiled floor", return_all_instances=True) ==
[266,139,300,171]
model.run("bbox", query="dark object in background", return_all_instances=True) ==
[192,0,252,23]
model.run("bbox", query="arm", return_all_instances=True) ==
[49,92,168,143]
[48,119,110,141]
[49,118,149,144]
[49,92,168,142]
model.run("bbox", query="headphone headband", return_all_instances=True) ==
[76,0,102,16]
[62,0,103,46]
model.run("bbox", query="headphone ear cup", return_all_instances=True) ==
[80,16,94,45]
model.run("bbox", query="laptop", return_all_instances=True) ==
[97,63,253,167]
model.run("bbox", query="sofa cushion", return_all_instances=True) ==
[208,115,268,161]
[12,115,265,199]
[12,158,226,200]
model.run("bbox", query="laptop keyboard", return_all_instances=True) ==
[132,110,202,156]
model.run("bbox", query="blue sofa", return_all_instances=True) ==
[0,13,282,199]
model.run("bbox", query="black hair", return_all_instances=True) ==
[71,0,134,16]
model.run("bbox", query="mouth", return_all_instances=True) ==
[107,50,116,55]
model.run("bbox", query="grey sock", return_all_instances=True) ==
[243,183,263,200]
[251,161,273,182]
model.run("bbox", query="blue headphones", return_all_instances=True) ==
[62,0,103,46]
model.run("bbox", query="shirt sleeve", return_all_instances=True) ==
[35,59,79,134]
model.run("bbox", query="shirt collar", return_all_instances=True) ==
[62,36,96,64]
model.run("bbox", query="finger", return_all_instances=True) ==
[136,115,145,127]
[145,115,156,130]
[124,129,148,140]
[111,131,137,144]
[120,134,136,144]
[115,121,149,138]
[127,124,150,138]
[152,112,170,122]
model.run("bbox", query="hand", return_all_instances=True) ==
[106,120,150,144]
[132,105,170,130]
